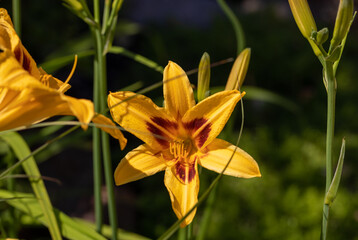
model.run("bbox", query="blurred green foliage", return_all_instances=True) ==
[0,0,358,239]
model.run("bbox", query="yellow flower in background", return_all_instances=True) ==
[108,61,261,226]
[0,8,126,149]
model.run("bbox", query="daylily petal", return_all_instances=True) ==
[0,89,70,130]
[60,95,94,130]
[0,8,102,133]
[0,9,40,78]
[164,165,199,227]
[163,61,195,118]
[92,114,127,150]
[114,144,167,185]
[0,49,47,90]
[0,88,94,131]
[199,138,261,178]
[0,88,17,110]
[39,68,71,93]
[108,91,178,150]
[182,90,245,149]
[0,49,96,131]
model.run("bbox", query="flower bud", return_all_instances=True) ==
[316,28,329,45]
[288,0,317,39]
[197,52,211,102]
[225,48,251,91]
[62,0,83,12]
[331,0,354,51]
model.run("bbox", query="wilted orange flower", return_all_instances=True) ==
[108,61,261,226]
[0,8,126,149]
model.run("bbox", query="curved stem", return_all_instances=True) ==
[217,0,245,54]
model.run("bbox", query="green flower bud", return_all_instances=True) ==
[288,0,317,39]
[316,28,329,45]
[62,0,83,12]
[197,52,211,102]
[331,0,354,51]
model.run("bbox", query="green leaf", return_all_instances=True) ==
[0,190,150,240]
[0,190,106,240]
[243,86,299,113]
[40,50,94,74]
[324,138,346,206]
[0,132,62,240]
[109,46,163,73]
[73,218,151,240]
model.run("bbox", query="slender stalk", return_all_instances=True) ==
[177,227,185,240]
[93,65,103,232]
[93,0,104,233]
[321,61,336,240]
[93,1,118,239]
[186,222,192,240]
[12,0,21,36]
[99,45,118,240]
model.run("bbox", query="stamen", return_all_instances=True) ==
[170,142,175,156]
[169,140,190,159]
[66,55,78,85]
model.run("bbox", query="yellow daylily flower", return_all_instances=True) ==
[0,8,126,149]
[108,61,261,227]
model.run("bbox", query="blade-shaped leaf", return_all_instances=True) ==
[324,138,346,206]
[0,132,62,240]
[0,190,106,240]
[0,190,150,240]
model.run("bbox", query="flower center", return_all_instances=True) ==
[168,139,197,184]
[169,139,195,163]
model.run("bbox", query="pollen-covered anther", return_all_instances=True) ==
[169,141,190,159]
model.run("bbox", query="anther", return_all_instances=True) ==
[58,55,78,92]
[170,140,190,159]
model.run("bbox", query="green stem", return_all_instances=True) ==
[102,0,112,32]
[216,0,245,54]
[178,227,185,240]
[93,1,118,239]
[93,0,104,233]
[12,0,21,37]
[186,223,192,240]
[321,61,336,240]
[93,92,103,233]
